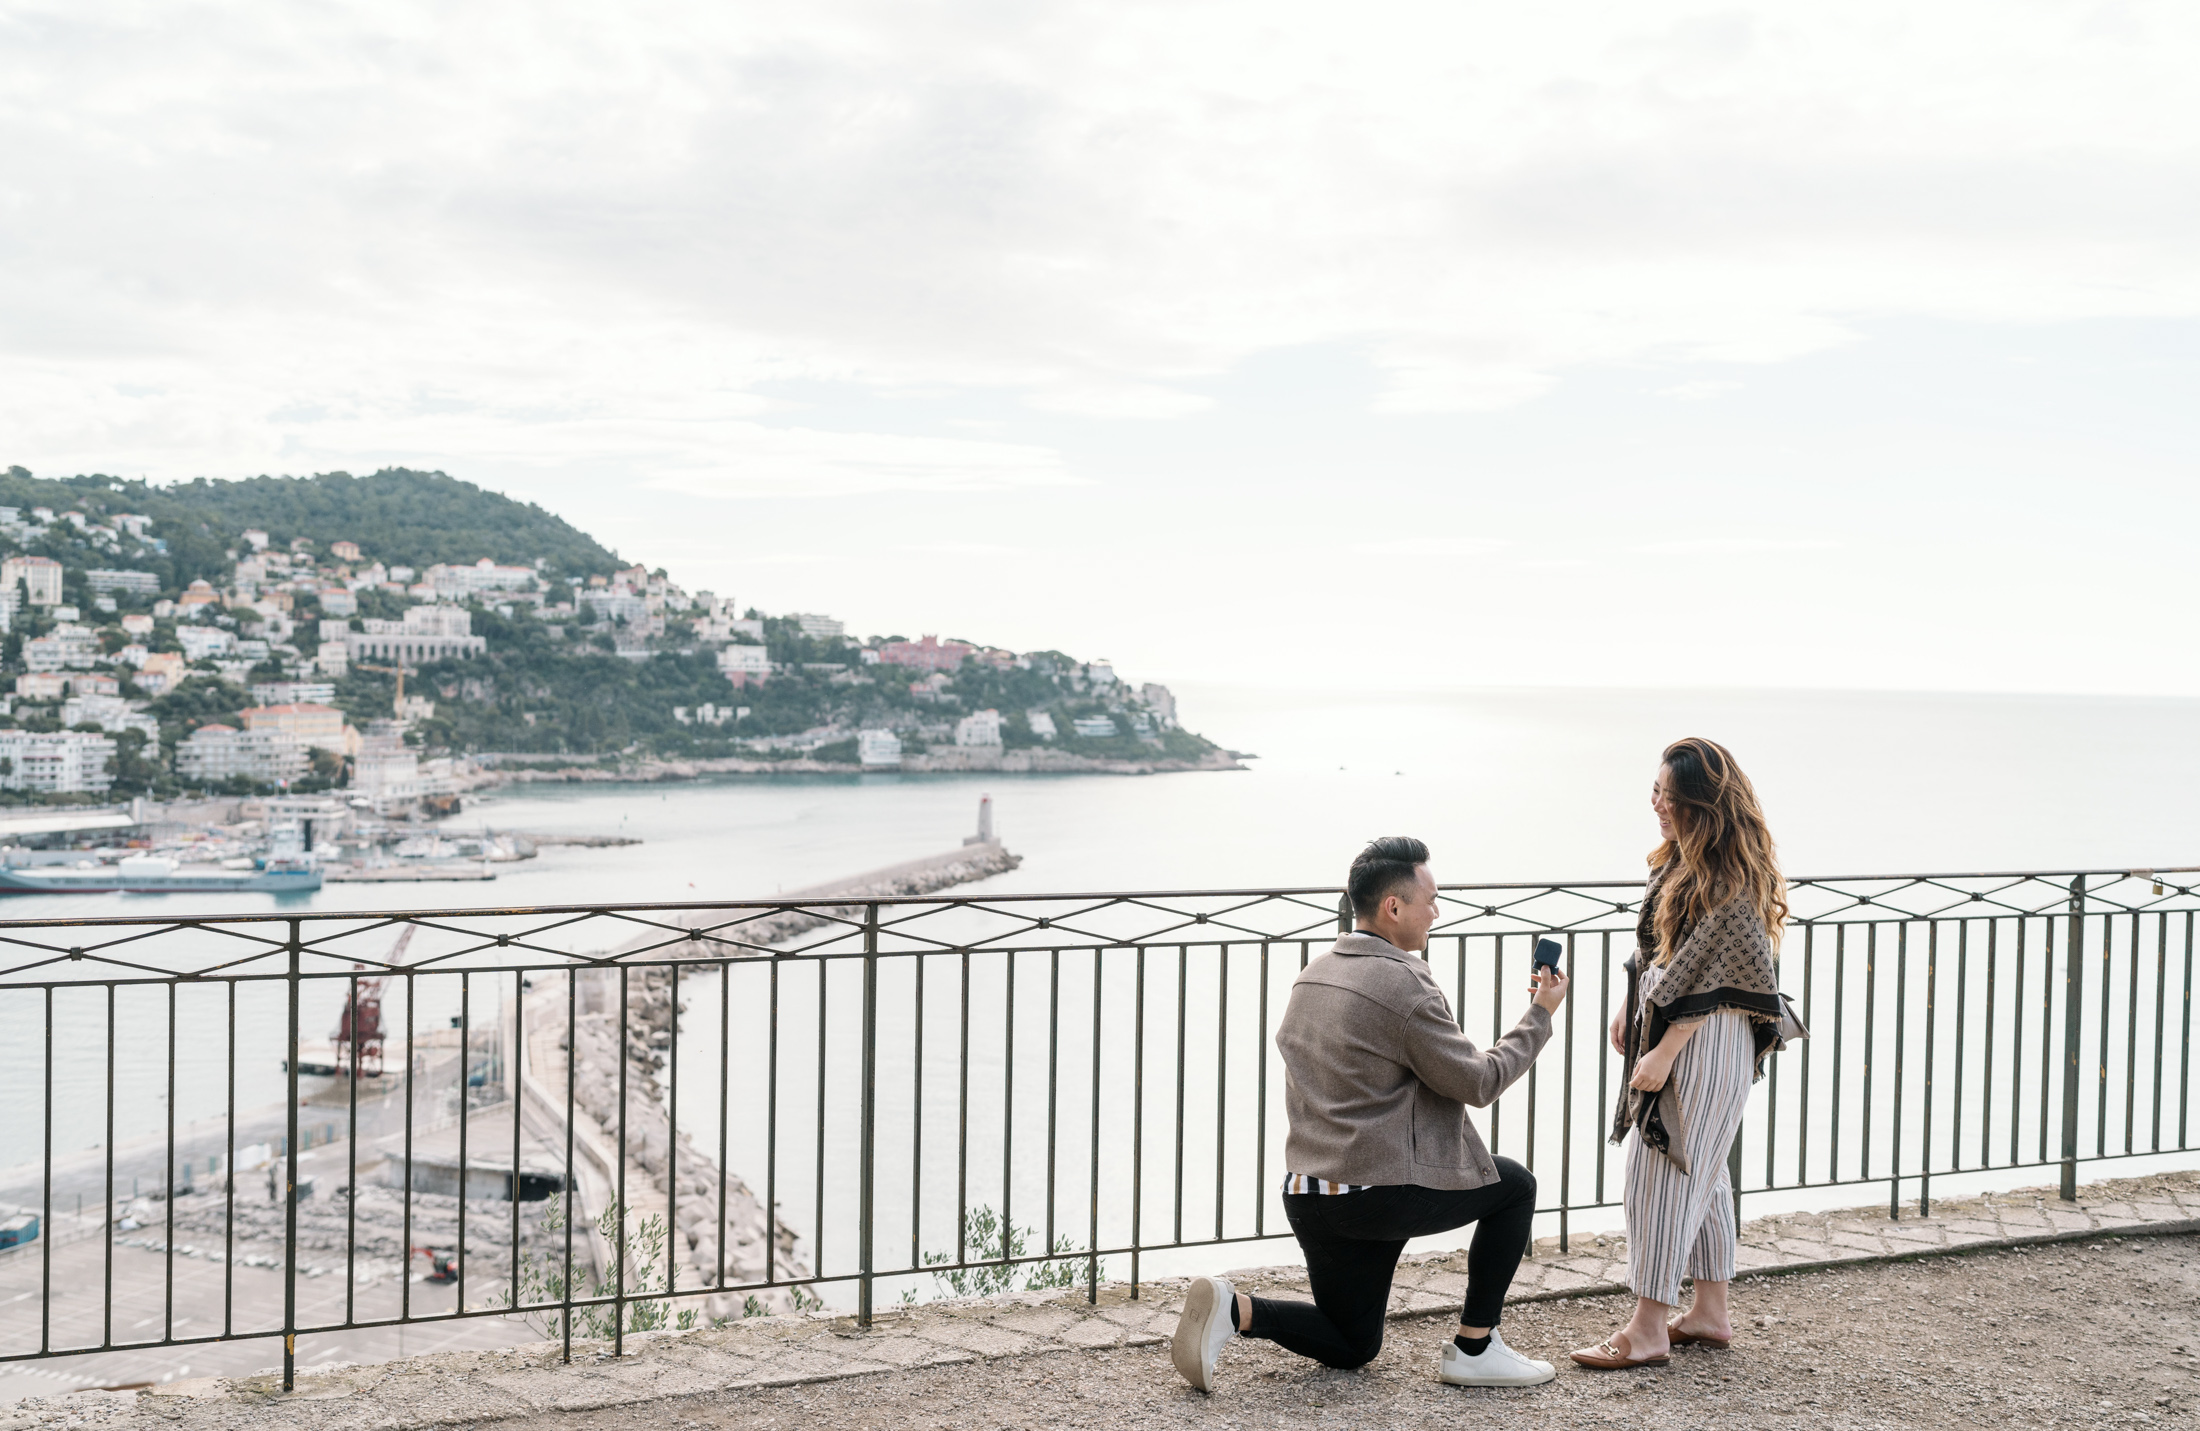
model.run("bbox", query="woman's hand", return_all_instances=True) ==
[1609,1009,1628,1056]
[1628,1045,1676,1092]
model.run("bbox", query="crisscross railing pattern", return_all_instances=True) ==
[0,866,2194,1391]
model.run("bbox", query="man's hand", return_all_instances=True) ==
[1628,1045,1676,1092]
[1530,965,1569,1013]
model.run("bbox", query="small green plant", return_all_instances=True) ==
[923,1205,1091,1299]
[501,1193,699,1340]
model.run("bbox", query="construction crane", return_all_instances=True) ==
[333,925,414,1079]
[351,660,415,711]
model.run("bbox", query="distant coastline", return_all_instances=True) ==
[486,745,1248,785]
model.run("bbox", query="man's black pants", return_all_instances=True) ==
[1241,1157,1536,1370]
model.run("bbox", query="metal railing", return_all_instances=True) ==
[0,866,2194,1390]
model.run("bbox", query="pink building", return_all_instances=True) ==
[878,635,976,673]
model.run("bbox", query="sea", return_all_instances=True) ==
[2,683,2197,1300]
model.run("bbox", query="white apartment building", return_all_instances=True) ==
[581,591,650,626]
[955,708,1004,747]
[176,724,308,786]
[792,613,844,640]
[177,626,235,661]
[0,730,117,794]
[251,681,337,706]
[60,694,160,741]
[857,729,903,769]
[86,569,159,597]
[1072,715,1119,739]
[317,641,350,677]
[350,728,422,812]
[1025,710,1058,740]
[1,555,64,606]
[23,624,100,672]
[716,644,772,679]
[349,604,487,662]
[425,559,535,601]
[318,588,357,617]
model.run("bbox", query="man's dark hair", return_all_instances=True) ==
[1348,836,1431,920]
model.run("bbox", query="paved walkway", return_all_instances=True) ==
[6,1168,2197,1430]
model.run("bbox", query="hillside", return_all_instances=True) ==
[0,466,1218,799]
[0,466,621,587]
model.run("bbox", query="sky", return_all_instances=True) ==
[3,2,2199,694]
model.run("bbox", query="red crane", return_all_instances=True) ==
[333,926,414,1079]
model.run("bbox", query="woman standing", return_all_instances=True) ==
[1572,737,1791,1370]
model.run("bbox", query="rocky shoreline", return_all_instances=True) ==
[492,747,1245,784]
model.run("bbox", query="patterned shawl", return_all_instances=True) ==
[1607,866,1787,1173]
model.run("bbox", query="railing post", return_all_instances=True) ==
[283,921,301,1392]
[2060,875,2086,1201]
[1336,893,1352,935]
[858,901,879,1326]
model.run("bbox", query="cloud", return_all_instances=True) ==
[1347,537,1509,558]
[1632,538,1843,555]
[1657,380,1743,401]
[641,426,1079,499]
[2,0,2199,470]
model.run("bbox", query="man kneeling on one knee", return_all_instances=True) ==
[1172,837,1569,1391]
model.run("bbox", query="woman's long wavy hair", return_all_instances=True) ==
[1648,737,1787,963]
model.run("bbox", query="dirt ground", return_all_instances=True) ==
[504,1232,2198,1431]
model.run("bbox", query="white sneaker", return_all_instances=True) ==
[1170,1275,1236,1392]
[1439,1327,1556,1387]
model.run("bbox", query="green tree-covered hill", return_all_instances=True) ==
[0,466,621,585]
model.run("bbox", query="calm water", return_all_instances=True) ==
[4,684,2197,1297]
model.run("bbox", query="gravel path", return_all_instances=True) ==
[516,1232,2198,1431]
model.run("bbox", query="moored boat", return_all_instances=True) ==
[0,853,323,895]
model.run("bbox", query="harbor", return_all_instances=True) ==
[0,798,632,896]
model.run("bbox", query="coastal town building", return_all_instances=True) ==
[1026,710,1058,740]
[351,726,421,812]
[716,644,772,684]
[879,635,975,673]
[792,613,844,640]
[252,681,337,707]
[0,730,117,794]
[427,558,535,600]
[1073,715,1119,739]
[177,724,307,786]
[857,729,903,769]
[61,693,160,741]
[318,588,357,617]
[120,613,154,636]
[349,603,487,662]
[955,709,1003,746]
[673,703,738,726]
[177,626,234,661]
[242,529,269,551]
[178,579,221,611]
[1,555,64,606]
[137,652,185,694]
[12,673,64,699]
[86,569,160,597]
[241,702,353,754]
[330,540,362,561]
[23,624,100,672]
